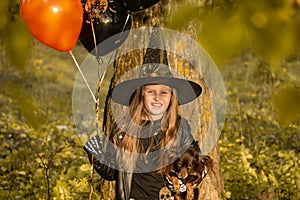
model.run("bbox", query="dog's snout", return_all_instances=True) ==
[178,168,188,179]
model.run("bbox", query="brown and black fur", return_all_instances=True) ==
[164,147,213,200]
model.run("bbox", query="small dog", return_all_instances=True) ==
[164,147,213,200]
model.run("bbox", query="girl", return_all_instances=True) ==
[84,64,203,200]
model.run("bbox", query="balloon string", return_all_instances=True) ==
[68,50,97,103]
[89,155,94,200]
[90,17,101,63]
[121,13,130,38]
[83,3,96,200]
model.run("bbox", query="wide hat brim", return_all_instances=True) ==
[111,76,202,106]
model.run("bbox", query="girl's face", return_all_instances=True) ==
[143,84,172,120]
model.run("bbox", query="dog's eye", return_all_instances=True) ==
[188,164,192,169]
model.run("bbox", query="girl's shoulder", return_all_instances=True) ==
[177,115,191,128]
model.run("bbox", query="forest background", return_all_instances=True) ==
[0,0,299,199]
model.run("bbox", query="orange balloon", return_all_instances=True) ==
[20,0,83,52]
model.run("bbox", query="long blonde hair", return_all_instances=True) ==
[112,84,180,171]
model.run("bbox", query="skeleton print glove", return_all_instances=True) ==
[84,134,104,161]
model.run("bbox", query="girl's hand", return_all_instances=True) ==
[84,134,104,160]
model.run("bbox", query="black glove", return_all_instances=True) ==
[83,134,104,161]
[83,134,117,180]
[84,134,117,169]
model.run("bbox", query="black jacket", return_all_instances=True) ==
[85,117,197,200]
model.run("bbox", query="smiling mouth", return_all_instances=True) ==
[151,103,163,108]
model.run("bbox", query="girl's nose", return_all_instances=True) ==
[153,93,161,101]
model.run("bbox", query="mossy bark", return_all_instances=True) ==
[102,0,224,199]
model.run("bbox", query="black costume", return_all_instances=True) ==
[84,116,199,200]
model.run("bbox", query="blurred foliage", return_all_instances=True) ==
[272,86,300,123]
[0,43,103,199]
[220,53,300,199]
[0,0,299,199]
[0,0,32,68]
[166,0,300,68]
[2,0,300,69]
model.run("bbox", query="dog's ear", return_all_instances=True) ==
[202,155,213,167]
[190,140,201,154]
[199,155,213,178]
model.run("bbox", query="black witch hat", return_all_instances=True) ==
[111,28,202,106]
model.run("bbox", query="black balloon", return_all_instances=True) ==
[79,0,131,56]
[118,0,160,12]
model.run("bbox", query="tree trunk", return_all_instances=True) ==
[103,0,224,199]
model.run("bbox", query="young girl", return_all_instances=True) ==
[84,64,203,200]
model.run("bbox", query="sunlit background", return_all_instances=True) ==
[0,0,299,199]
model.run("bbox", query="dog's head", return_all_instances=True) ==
[172,147,200,179]
[172,147,213,181]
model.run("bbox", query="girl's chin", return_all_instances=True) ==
[149,110,165,119]
[149,108,164,115]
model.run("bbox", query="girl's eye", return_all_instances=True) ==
[146,90,154,94]
[161,91,170,95]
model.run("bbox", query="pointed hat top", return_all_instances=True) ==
[139,28,172,78]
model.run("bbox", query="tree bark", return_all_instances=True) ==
[102,0,224,199]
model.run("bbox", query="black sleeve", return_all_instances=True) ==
[167,117,202,160]
[178,117,196,150]
[163,117,197,162]
[83,134,117,181]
